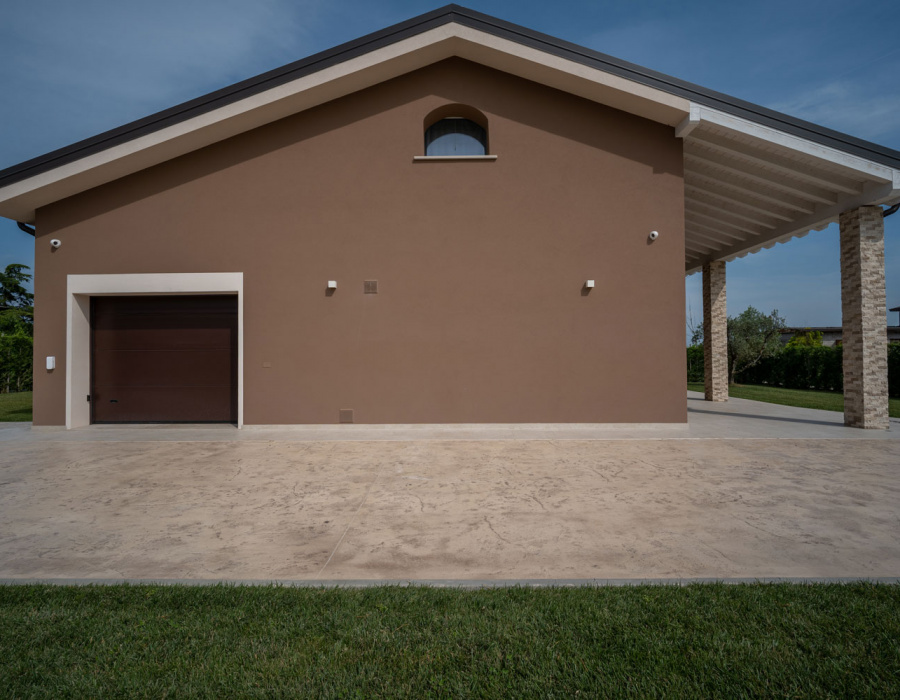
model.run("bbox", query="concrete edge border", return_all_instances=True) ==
[1,577,898,588]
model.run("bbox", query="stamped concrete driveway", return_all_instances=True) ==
[1,395,898,582]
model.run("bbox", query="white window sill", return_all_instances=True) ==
[413,155,498,161]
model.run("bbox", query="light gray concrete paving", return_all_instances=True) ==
[685,392,900,439]
[2,392,898,442]
[4,577,900,588]
[0,396,897,581]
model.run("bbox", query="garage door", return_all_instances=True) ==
[91,295,238,423]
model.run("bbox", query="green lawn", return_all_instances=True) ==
[688,382,900,418]
[1,583,898,697]
[0,391,32,422]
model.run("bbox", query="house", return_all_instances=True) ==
[0,5,897,429]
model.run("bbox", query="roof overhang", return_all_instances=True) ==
[677,105,900,273]
[0,21,691,225]
[1,4,898,274]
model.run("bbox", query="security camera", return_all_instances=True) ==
[648,231,659,241]
[50,239,62,249]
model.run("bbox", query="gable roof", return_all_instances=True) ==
[1,4,898,273]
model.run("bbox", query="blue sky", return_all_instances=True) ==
[2,0,898,331]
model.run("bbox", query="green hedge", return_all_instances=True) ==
[687,343,900,397]
[891,343,900,398]
[686,345,704,383]
[737,346,844,392]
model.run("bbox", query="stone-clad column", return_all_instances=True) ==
[703,260,728,402]
[840,206,888,429]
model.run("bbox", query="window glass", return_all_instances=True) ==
[425,118,487,156]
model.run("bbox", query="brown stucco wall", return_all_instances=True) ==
[32,58,685,425]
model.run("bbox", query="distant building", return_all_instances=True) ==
[781,317,900,347]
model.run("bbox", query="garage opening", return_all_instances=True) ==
[90,295,238,423]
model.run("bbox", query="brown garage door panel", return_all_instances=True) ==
[91,296,237,423]
[93,348,234,387]
[93,326,235,352]
[93,386,236,422]
[92,295,236,320]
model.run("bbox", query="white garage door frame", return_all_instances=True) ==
[66,272,244,429]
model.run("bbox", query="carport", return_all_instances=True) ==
[676,108,897,429]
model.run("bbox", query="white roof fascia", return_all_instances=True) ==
[0,22,692,223]
[685,103,895,183]
[674,105,702,139]
[0,25,463,222]
[448,25,690,123]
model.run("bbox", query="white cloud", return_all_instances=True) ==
[770,81,900,142]
[0,0,322,161]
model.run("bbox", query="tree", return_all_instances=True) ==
[727,306,785,385]
[686,304,703,347]
[0,263,34,309]
[787,329,823,347]
[0,264,34,393]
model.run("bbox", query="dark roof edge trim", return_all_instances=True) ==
[448,7,900,170]
[0,5,460,188]
[2,4,899,191]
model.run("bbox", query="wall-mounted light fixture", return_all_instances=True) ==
[46,356,56,371]
[327,280,337,289]
[584,280,595,289]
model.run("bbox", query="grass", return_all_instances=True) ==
[1,583,899,698]
[0,391,32,422]
[687,382,900,418]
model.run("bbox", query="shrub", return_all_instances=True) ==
[890,343,900,398]
[689,343,897,397]
[686,345,704,383]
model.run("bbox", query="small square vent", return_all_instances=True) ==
[339,409,354,423]
[364,280,378,294]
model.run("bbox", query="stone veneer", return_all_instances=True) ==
[840,206,889,429]
[703,260,728,402]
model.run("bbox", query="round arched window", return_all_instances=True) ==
[424,117,487,156]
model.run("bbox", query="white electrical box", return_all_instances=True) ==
[327,280,337,289]
[46,356,56,370]
[585,280,595,288]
